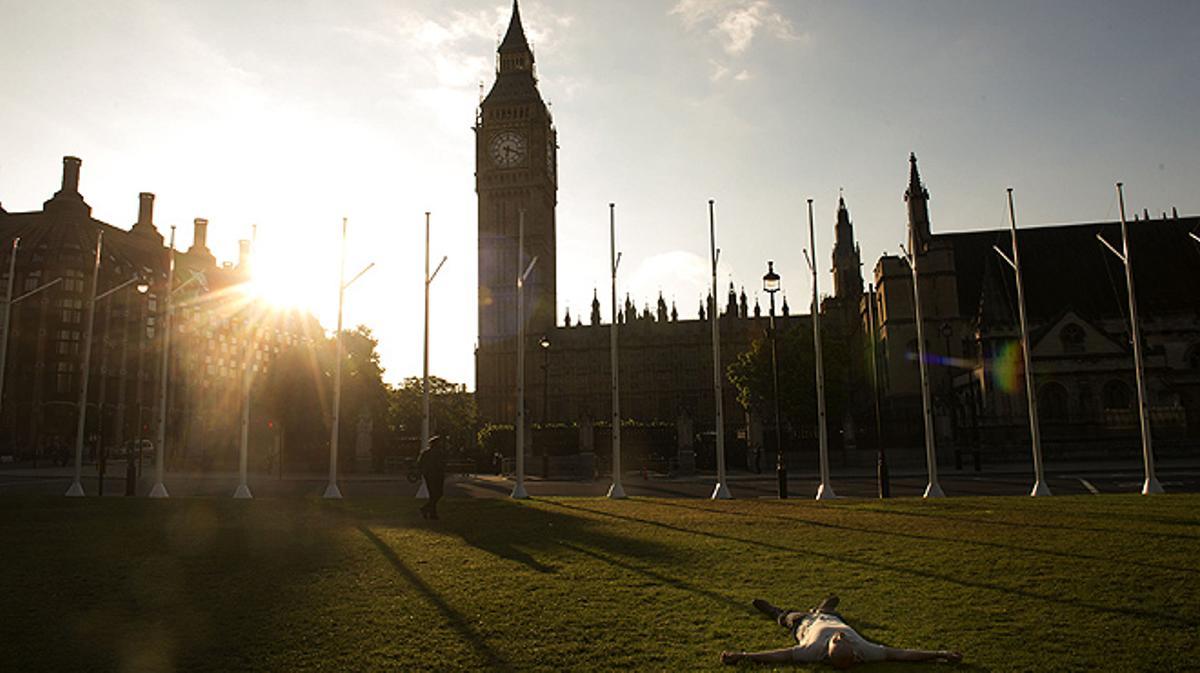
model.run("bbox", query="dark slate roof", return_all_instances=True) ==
[481,70,542,107]
[498,0,530,54]
[937,216,1200,327]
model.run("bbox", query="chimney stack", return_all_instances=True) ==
[193,218,209,251]
[238,239,251,271]
[137,193,155,227]
[61,156,81,194]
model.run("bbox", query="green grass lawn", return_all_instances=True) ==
[2,494,1198,672]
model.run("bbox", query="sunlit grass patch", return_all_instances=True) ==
[2,494,1197,671]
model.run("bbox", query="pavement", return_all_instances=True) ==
[2,458,1199,499]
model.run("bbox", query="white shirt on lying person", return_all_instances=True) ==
[790,613,888,664]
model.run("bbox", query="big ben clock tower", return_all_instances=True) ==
[475,0,558,423]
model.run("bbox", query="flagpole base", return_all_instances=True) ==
[233,484,253,499]
[1030,480,1052,497]
[65,481,85,497]
[1142,476,1165,495]
[148,482,169,498]
[322,482,343,499]
[511,481,529,499]
[815,482,837,500]
[923,481,945,498]
[415,479,429,499]
[606,481,627,499]
[710,482,732,500]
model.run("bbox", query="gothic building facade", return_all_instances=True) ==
[474,2,849,468]
[0,156,316,468]
[866,154,1200,462]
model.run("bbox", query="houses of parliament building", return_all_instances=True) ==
[476,1,1200,466]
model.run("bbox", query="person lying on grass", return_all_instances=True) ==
[721,596,962,669]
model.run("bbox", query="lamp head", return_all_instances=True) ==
[539,335,550,349]
[135,278,151,294]
[762,261,780,294]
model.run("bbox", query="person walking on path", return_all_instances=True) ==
[417,437,446,520]
[721,596,962,668]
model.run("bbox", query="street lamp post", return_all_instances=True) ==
[325,218,375,499]
[539,335,550,479]
[762,261,786,499]
[67,231,150,496]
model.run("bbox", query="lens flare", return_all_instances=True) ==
[990,340,1024,394]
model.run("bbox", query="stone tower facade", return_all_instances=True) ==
[475,1,559,423]
[830,195,863,300]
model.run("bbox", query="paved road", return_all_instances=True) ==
[2,461,1198,499]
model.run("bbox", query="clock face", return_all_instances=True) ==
[489,131,527,167]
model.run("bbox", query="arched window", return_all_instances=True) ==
[1103,380,1132,409]
[1039,382,1069,420]
[1060,323,1086,353]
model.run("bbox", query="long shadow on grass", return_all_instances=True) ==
[358,525,510,669]
[543,500,1198,629]
[848,501,1200,542]
[644,499,1200,576]
[435,499,683,576]
[552,539,755,615]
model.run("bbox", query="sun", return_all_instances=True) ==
[246,248,330,315]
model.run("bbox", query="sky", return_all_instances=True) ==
[2,0,1198,387]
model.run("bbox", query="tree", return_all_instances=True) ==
[256,324,389,470]
[727,321,850,438]
[387,376,477,459]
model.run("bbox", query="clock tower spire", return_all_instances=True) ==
[475,0,558,424]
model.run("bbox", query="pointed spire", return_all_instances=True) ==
[906,152,925,199]
[591,288,601,325]
[670,301,678,322]
[905,152,932,249]
[499,0,531,54]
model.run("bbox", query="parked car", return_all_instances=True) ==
[114,439,155,459]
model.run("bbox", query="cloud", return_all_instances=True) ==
[670,0,799,55]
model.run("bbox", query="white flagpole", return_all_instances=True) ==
[234,321,253,499]
[148,227,175,498]
[901,242,944,498]
[512,208,532,499]
[324,218,348,499]
[709,200,731,499]
[1001,189,1050,496]
[1115,184,1163,495]
[67,231,104,496]
[809,199,836,500]
[607,203,626,499]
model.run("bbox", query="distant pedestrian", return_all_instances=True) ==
[417,437,446,520]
